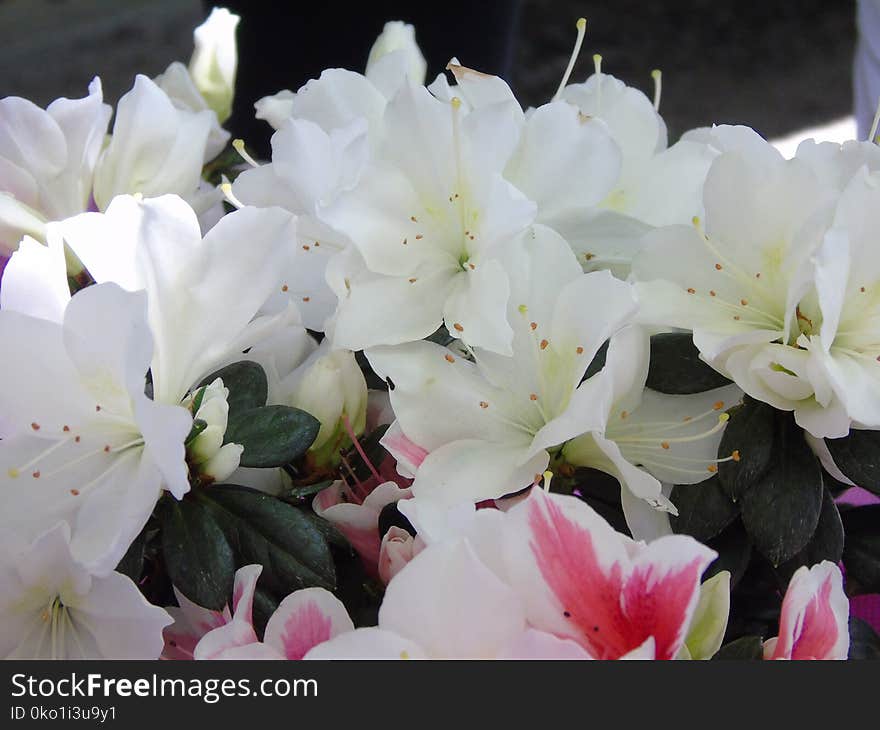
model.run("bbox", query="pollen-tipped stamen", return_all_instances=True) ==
[232,138,260,168]
[553,17,587,101]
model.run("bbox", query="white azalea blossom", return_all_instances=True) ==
[367,225,639,507]
[367,21,427,87]
[92,75,220,222]
[0,281,191,573]
[189,7,240,123]
[0,78,111,253]
[632,139,851,437]
[562,325,743,539]
[0,524,172,659]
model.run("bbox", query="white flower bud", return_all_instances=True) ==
[189,7,240,123]
[202,442,244,482]
[366,21,427,86]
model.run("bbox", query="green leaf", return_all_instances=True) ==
[116,526,148,582]
[424,325,455,347]
[195,485,335,595]
[198,360,268,419]
[849,617,880,660]
[711,635,765,660]
[225,405,320,468]
[184,418,208,446]
[159,497,234,611]
[283,480,335,501]
[739,414,823,566]
[252,586,279,641]
[825,429,880,496]
[717,396,776,501]
[583,340,609,382]
[842,505,880,594]
[670,476,739,542]
[703,520,752,587]
[645,332,732,394]
[774,487,844,585]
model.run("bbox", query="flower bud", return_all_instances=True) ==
[202,442,244,482]
[378,526,425,584]
[682,570,730,660]
[184,377,243,482]
[366,21,427,86]
[189,7,240,123]
[291,349,367,467]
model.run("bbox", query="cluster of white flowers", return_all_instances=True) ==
[0,11,862,659]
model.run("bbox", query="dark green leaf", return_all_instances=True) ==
[424,325,455,347]
[195,485,335,595]
[646,332,732,394]
[739,414,823,565]
[160,497,234,611]
[252,586,280,641]
[301,509,351,550]
[225,405,320,468]
[670,476,739,542]
[567,468,630,536]
[711,635,765,660]
[116,526,148,582]
[842,505,880,594]
[198,360,268,419]
[849,617,880,660]
[717,396,776,501]
[704,519,752,587]
[774,486,844,585]
[825,429,880,496]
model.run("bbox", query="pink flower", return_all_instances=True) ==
[764,561,849,660]
[504,488,717,660]
[378,526,425,584]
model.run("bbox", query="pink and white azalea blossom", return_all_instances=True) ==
[0,78,111,254]
[191,565,353,660]
[378,526,425,584]
[307,534,591,659]
[164,563,262,660]
[503,488,717,660]
[0,524,172,659]
[313,480,411,574]
[0,282,191,574]
[764,561,849,660]
[366,226,639,508]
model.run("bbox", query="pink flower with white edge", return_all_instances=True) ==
[163,564,262,660]
[764,561,849,660]
[379,526,425,584]
[313,480,411,575]
[502,487,717,660]
[189,565,353,660]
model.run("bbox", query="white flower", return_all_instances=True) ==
[92,76,219,221]
[183,378,243,482]
[366,225,638,507]
[188,7,239,124]
[632,140,848,437]
[0,282,191,574]
[0,78,111,253]
[0,524,172,659]
[366,21,427,87]
[560,66,718,277]
[561,326,743,539]
[323,82,535,353]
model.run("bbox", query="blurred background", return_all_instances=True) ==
[0,0,858,150]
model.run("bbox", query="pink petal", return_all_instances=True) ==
[231,564,263,626]
[771,561,849,660]
[263,587,354,660]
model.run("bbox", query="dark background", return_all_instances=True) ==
[0,0,857,144]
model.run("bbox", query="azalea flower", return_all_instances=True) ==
[366,225,638,507]
[764,561,849,660]
[632,140,849,437]
[558,60,718,277]
[0,78,110,254]
[561,325,743,539]
[185,565,353,660]
[0,282,191,574]
[0,524,172,659]
[322,80,535,353]
[367,21,427,87]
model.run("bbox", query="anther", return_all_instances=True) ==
[707,464,718,473]
[553,18,587,101]
[651,69,662,111]
[219,182,245,209]
[232,139,260,168]
[732,450,741,462]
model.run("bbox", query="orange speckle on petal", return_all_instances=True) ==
[62,425,70,432]
[530,322,537,330]
[302,244,310,251]
[620,411,628,419]
[453,322,464,332]
[281,284,289,292]
[30,422,40,431]
[709,290,716,297]
[530,393,538,401]
[661,441,670,450]
[415,234,423,240]
[715,263,723,271]
[740,299,748,306]
[576,346,584,354]
[445,354,455,363]
[32,471,40,478]
[302,296,310,302]
[713,401,724,410]
[70,489,80,496]
[408,278,417,283]
[103,445,111,453]
[479,401,489,409]
[687,288,696,294]
[540,339,549,350]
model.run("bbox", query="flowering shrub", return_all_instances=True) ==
[0,10,876,660]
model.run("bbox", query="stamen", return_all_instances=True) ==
[341,414,381,483]
[220,182,245,209]
[553,17,588,101]
[232,139,260,168]
[542,469,554,493]
[651,69,662,111]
